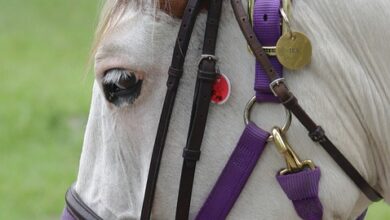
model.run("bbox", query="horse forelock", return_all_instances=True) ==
[91,0,159,59]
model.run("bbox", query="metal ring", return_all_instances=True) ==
[280,8,293,38]
[244,96,292,142]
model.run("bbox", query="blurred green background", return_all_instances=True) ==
[0,0,95,219]
[0,0,388,219]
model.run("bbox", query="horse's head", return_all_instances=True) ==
[74,0,390,219]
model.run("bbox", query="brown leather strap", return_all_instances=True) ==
[65,185,103,220]
[159,0,209,18]
[176,60,217,220]
[159,0,188,18]
[231,0,382,201]
[141,1,204,219]
[175,1,223,219]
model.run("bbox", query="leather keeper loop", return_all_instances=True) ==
[198,70,217,81]
[168,67,183,78]
[281,94,298,109]
[309,126,326,143]
[183,148,201,161]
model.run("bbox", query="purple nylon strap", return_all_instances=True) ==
[253,0,283,103]
[254,0,325,219]
[276,168,323,220]
[196,123,269,219]
[276,169,367,220]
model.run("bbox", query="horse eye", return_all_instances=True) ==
[102,68,143,105]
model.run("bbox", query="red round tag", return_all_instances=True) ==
[211,73,231,105]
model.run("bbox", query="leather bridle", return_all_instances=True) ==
[141,0,223,219]
[141,0,383,219]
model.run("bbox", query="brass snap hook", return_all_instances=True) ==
[244,96,292,142]
[271,127,315,175]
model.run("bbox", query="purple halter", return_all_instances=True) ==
[196,1,369,219]
[196,123,269,219]
[253,0,283,103]
[196,0,324,219]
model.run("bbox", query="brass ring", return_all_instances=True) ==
[244,96,292,142]
[280,8,293,38]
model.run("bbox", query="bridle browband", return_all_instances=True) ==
[140,0,383,219]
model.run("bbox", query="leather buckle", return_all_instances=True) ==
[269,78,286,96]
[198,54,218,66]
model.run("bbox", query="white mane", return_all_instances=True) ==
[75,0,390,219]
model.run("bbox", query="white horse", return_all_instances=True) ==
[73,0,390,219]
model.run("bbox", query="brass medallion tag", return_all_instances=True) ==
[276,32,312,70]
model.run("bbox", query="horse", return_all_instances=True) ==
[69,0,390,219]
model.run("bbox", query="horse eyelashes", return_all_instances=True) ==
[102,68,143,106]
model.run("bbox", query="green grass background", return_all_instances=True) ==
[0,0,96,219]
[0,0,388,219]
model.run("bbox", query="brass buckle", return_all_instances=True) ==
[247,0,292,56]
[272,127,315,175]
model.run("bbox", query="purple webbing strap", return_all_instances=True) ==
[276,168,323,220]
[196,123,269,219]
[255,0,324,219]
[253,0,283,102]
[277,169,368,220]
